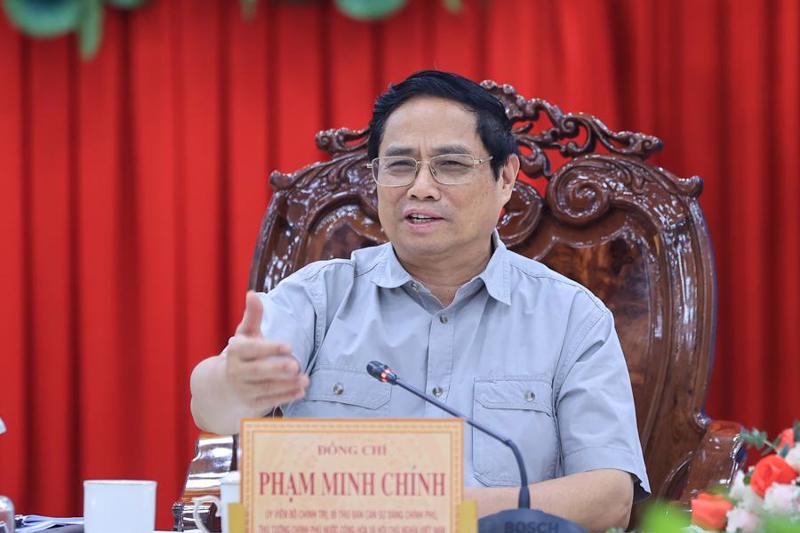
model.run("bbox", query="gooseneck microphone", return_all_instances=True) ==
[366,360,530,508]
[366,360,587,533]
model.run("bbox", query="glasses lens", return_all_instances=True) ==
[374,157,417,186]
[430,154,477,184]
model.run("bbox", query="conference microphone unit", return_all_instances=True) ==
[366,360,586,533]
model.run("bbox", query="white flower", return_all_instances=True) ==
[729,470,749,501]
[763,483,800,515]
[725,507,760,533]
[786,444,800,473]
[730,472,765,513]
[741,488,765,514]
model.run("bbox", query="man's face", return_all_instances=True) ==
[376,96,518,265]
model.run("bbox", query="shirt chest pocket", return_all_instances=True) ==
[285,367,392,418]
[472,377,558,486]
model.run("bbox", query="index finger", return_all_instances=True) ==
[229,336,293,362]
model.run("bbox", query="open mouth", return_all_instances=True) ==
[406,214,441,224]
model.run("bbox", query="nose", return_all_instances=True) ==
[406,161,441,200]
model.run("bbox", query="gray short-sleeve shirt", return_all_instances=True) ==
[247,232,650,500]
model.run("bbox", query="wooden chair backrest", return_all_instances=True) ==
[174,81,743,531]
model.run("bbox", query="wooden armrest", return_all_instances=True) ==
[677,419,745,504]
[172,433,236,531]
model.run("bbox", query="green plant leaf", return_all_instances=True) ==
[334,0,407,21]
[640,501,690,533]
[707,484,736,502]
[764,435,784,456]
[2,0,81,36]
[741,427,784,456]
[741,429,766,448]
[762,514,800,533]
[77,0,102,59]
[443,0,462,13]
[105,0,146,8]
[240,0,258,19]
[778,444,790,458]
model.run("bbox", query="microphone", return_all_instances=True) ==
[367,361,530,506]
[366,360,586,533]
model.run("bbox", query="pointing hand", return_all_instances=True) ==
[225,291,309,412]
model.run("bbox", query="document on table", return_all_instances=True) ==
[16,515,82,532]
[16,515,200,532]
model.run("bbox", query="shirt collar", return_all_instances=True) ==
[372,244,414,289]
[371,230,511,305]
[478,230,512,305]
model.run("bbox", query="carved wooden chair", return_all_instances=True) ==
[172,81,744,531]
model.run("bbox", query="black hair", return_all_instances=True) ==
[367,70,518,178]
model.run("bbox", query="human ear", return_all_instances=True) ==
[499,154,520,200]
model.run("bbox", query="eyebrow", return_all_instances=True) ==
[382,143,475,157]
[383,146,416,157]
[430,144,473,156]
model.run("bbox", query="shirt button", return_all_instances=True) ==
[333,383,344,395]
[432,386,444,398]
[439,315,448,324]
[410,282,419,291]
[524,390,535,402]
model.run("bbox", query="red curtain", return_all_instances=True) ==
[0,0,798,529]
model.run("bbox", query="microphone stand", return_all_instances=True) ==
[390,378,530,510]
[366,361,586,533]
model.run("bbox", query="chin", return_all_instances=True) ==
[396,239,451,259]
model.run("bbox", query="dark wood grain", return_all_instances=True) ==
[173,82,743,531]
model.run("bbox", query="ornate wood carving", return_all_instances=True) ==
[177,82,743,531]
[482,80,662,179]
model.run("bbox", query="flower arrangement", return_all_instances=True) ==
[690,422,800,533]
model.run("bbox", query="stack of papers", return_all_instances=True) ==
[17,515,83,532]
[16,515,201,532]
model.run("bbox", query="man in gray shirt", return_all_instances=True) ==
[191,70,648,531]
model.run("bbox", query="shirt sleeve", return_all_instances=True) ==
[257,272,320,372]
[220,272,319,372]
[555,304,651,502]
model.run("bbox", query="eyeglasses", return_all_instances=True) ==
[366,154,493,187]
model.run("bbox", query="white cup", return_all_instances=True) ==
[83,480,157,533]
[193,470,240,533]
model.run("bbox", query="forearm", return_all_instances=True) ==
[465,469,633,532]
[190,354,263,435]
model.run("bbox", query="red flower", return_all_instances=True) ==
[691,492,733,530]
[749,455,797,497]
[776,428,795,451]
